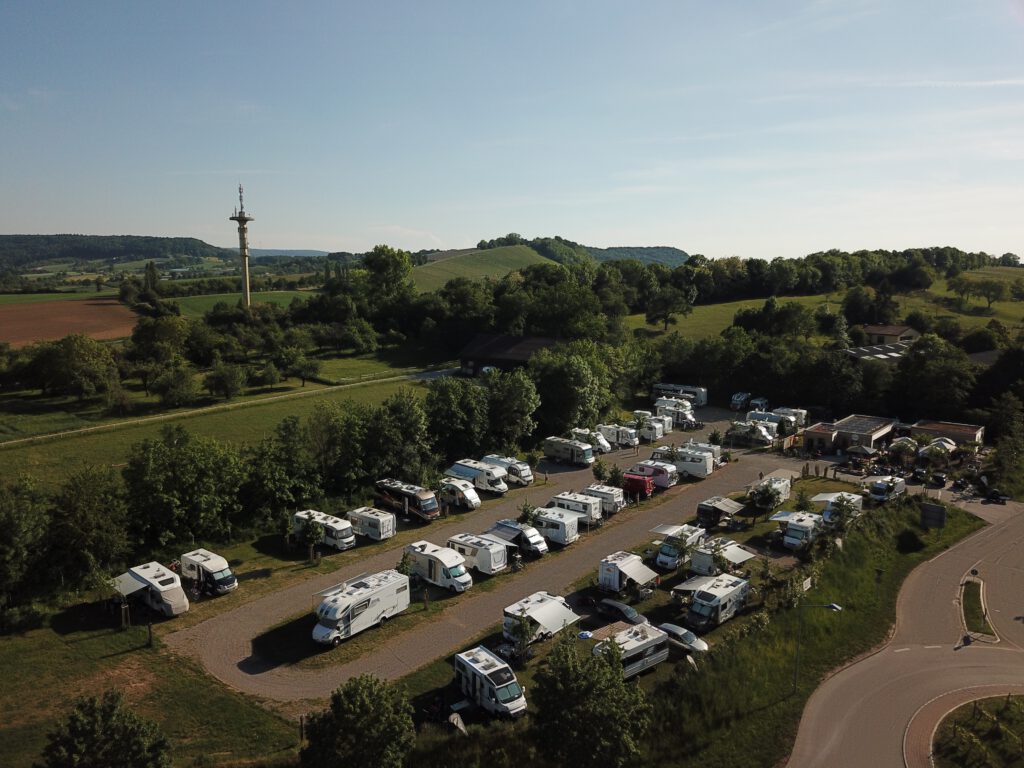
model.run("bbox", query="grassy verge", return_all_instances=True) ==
[0,609,297,768]
[400,498,983,768]
[934,696,1024,768]
[962,580,994,635]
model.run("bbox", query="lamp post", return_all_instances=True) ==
[793,602,843,694]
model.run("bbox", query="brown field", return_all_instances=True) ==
[0,299,138,348]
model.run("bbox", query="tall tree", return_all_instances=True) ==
[529,341,614,436]
[363,389,433,484]
[36,689,170,768]
[531,633,651,768]
[645,285,695,331]
[890,333,975,420]
[485,369,541,453]
[0,476,49,607]
[241,416,322,524]
[424,377,489,462]
[306,400,372,500]
[301,675,414,768]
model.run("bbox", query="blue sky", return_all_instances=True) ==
[2,1,1023,258]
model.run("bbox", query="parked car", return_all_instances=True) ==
[987,488,1010,504]
[929,472,948,487]
[912,467,928,483]
[596,598,648,625]
[657,623,709,654]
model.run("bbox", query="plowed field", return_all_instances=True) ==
[0,298,137,347]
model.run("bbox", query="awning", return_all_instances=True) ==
[721,544,756,566]
[671,575,717,597]
[847,445,877,456]
[112,572,145,598]
[650,523,686,538]
[530,601,581,635]
[618,558,658,587]
[701,497,745,516]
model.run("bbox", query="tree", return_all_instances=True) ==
[608,464,625,488]
[301,675,414,768]
[529,341,614,436]
[531,633,651,768]
[203,358,247,400]
[298,519,324,562]
[947,275,975,307]
[891,333,975,420]
[36,689,170,768]
[592,458,609,482]
[363,389,433,484]
[749,484,782,519]
[0,476,49,607]
[241,416,322,525]
[976,279,1009,310]
[485,369,540,453]
[645,285,695,331]
[151,362,199,407]
[306,400,372,500]
[424,377,489,462]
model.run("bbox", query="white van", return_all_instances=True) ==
[404,541,473,592]
[112,562,190,618]
[453,647,527,717]
[445,459,509,495]
[480,454,534,486]
[347,507,396,541]
[312,570,410,647]
[447,533,508,575]
[593,625,669,679]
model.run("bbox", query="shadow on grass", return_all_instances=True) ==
[237,567,273,583]
[250,533,307,562]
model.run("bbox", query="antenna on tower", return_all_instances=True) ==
[238,184,245,214]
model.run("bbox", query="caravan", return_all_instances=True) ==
[445,459,509,495]
[179,549,237,596]
[480,454,534,486]
[375,479,440,522]
[502,591,580,644]
[628,411,664,442]
[648,446,714,479]
[650,523,706,570]
[547,491,603,526]
[598,550,659,594]
[347,507,397,541]
[404,541,473,592]
[628,460,679,488]
[487,519,548,556]
[770,511,824,551]
[696,496,746,529]
[651,384,708,407]
[312,570,410,647]
[593,625,670,679]
[597,423,640,449]
[446,533,508,575]
[542,436,595,466]
[533,508,580,546]
[453,647,527,717]
[582,484,626,516]
[113,562,190,618]
[293,509,356,551]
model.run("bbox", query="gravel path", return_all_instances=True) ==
[165,444,798,704]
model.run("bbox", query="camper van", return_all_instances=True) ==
[502,591,580,644]
[480,454,535,486]
[593,624,670,679]
[770,511,824,551]
[598,550,659,594]
[651,384,708,407]
[628,411,665,442]
[868,476,907,504]
[445,459,509,495]
[650,523,707,570]
[628,460,679,489]
[533,508,580,546]
[583,484,626,516]
[547,491,603,526]
[696,496,746,529]
[312,570,410,647]
[571,428,613,454]
[748,476,792,505]
[453,646,527,717]
[404,541,473,592]
[659,405,701,430]
[542,436,594,466]
[179,548,237,596]
[438,477,481,510]
[730,392,752,411]
[597,423,640,449]
[685,576,750,632]
[648,446,714,479]
[488,519,548,556]
[293,509,356,551]
[113,562,190,617]
[446,533,508,575]
[347,507,397,541]
[690,538,756,576]
[813,492,864,524]
[375,478,440,522]
[773,407,808,428]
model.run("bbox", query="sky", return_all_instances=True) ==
[2,1,1023,259]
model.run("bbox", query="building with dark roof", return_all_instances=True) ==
[803,414,897,454]
[458,334,558,376]
[910,420,984,446]
[861,325,921,345]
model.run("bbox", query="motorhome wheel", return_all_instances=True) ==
[331,636,342,648]
[379,614,388,625]
[680,470,689,478]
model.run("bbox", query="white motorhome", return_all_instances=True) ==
[533,508,580,546]
[179,548,237,596]
[654,396,694,414]
[683,440,722,460]
[542,436,595,466]
[658,405,700,430]
[571,428,613,454]
[404,541,473,592]
[650,523,707,570]
[770,511,824,551]
[813,492,865,524]
[347,506,397,541]
[445,459,509,495]
[690,538,756,576]
[583,484,626,516]
[628,459,679,488]
[773,407,808,428]
[648,446,714,479]
[438,477,481,510]
[113,562,190,617]
[652,384,708,407]
[867,475,907,504]
[685,575,750,632]
[487,519,548,556]
[293,509,355,551]
[727,420,777,444]
[375,478,440,522]
[748,476,792,504]
[598,550,659,594]
[453,646,527,718]
[502,591,580,644]
[593,624,670,679]
[627,414,664,442]
[748,410,796,431]
[446,533,508,575]
[547,491,603,526]
[312,570,410,647]
[480,454,534,486]
[597,423,639,448]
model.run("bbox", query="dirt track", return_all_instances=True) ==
[0,298,137,348]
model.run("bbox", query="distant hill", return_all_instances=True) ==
[412,245,549,293]
[250,248,329,259]
[587,245,690,267]
[0,234,233,271]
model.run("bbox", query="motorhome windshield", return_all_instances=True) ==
[317,616,340,630]
[496,681,523,704]
[659,543,679,558]
[420,496,438,513]
[690,601,714,617]
[210,568,233,581]
[448,564,468,578]
[871,482,889,494]
[488,477,503,488]
[789,529,807,540]
[583,446,594,461]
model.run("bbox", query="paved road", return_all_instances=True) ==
[787,492,1024,768]
[165,440,798,705]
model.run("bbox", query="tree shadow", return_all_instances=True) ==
[248,613,321,669]
[236,567,273,583]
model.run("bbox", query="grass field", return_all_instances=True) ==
[625,294,833,340]
[412,245,549,293]
[0,378,424,489]
[962,580,994,635]
[0,290,120,305]
[934,695,1024,768]
[169,290,311,317]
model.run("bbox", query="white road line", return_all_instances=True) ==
[924,645,942,649]
[895,647,911,653]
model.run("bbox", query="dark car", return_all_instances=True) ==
[912,467,928,483]
[987,488,1010,504]
[929,472,948,487]
[596,598,649,625]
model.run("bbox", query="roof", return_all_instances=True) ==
[833,414,896,436]
[862,324,918,336]
[504,592,580,634]
[618,558,659,586]
[698,496,745,515]
[458,333,558,363]
[843,341,914,362]
[911,420,983,439]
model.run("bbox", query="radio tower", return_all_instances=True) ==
[229,185,254,308]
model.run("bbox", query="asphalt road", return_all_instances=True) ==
[787,492,1024,768]
[165,425,799,706]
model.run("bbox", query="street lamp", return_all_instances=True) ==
[793,602,843,694]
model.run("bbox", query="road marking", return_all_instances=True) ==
[924,645,942,649]
[895,647,910,653]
